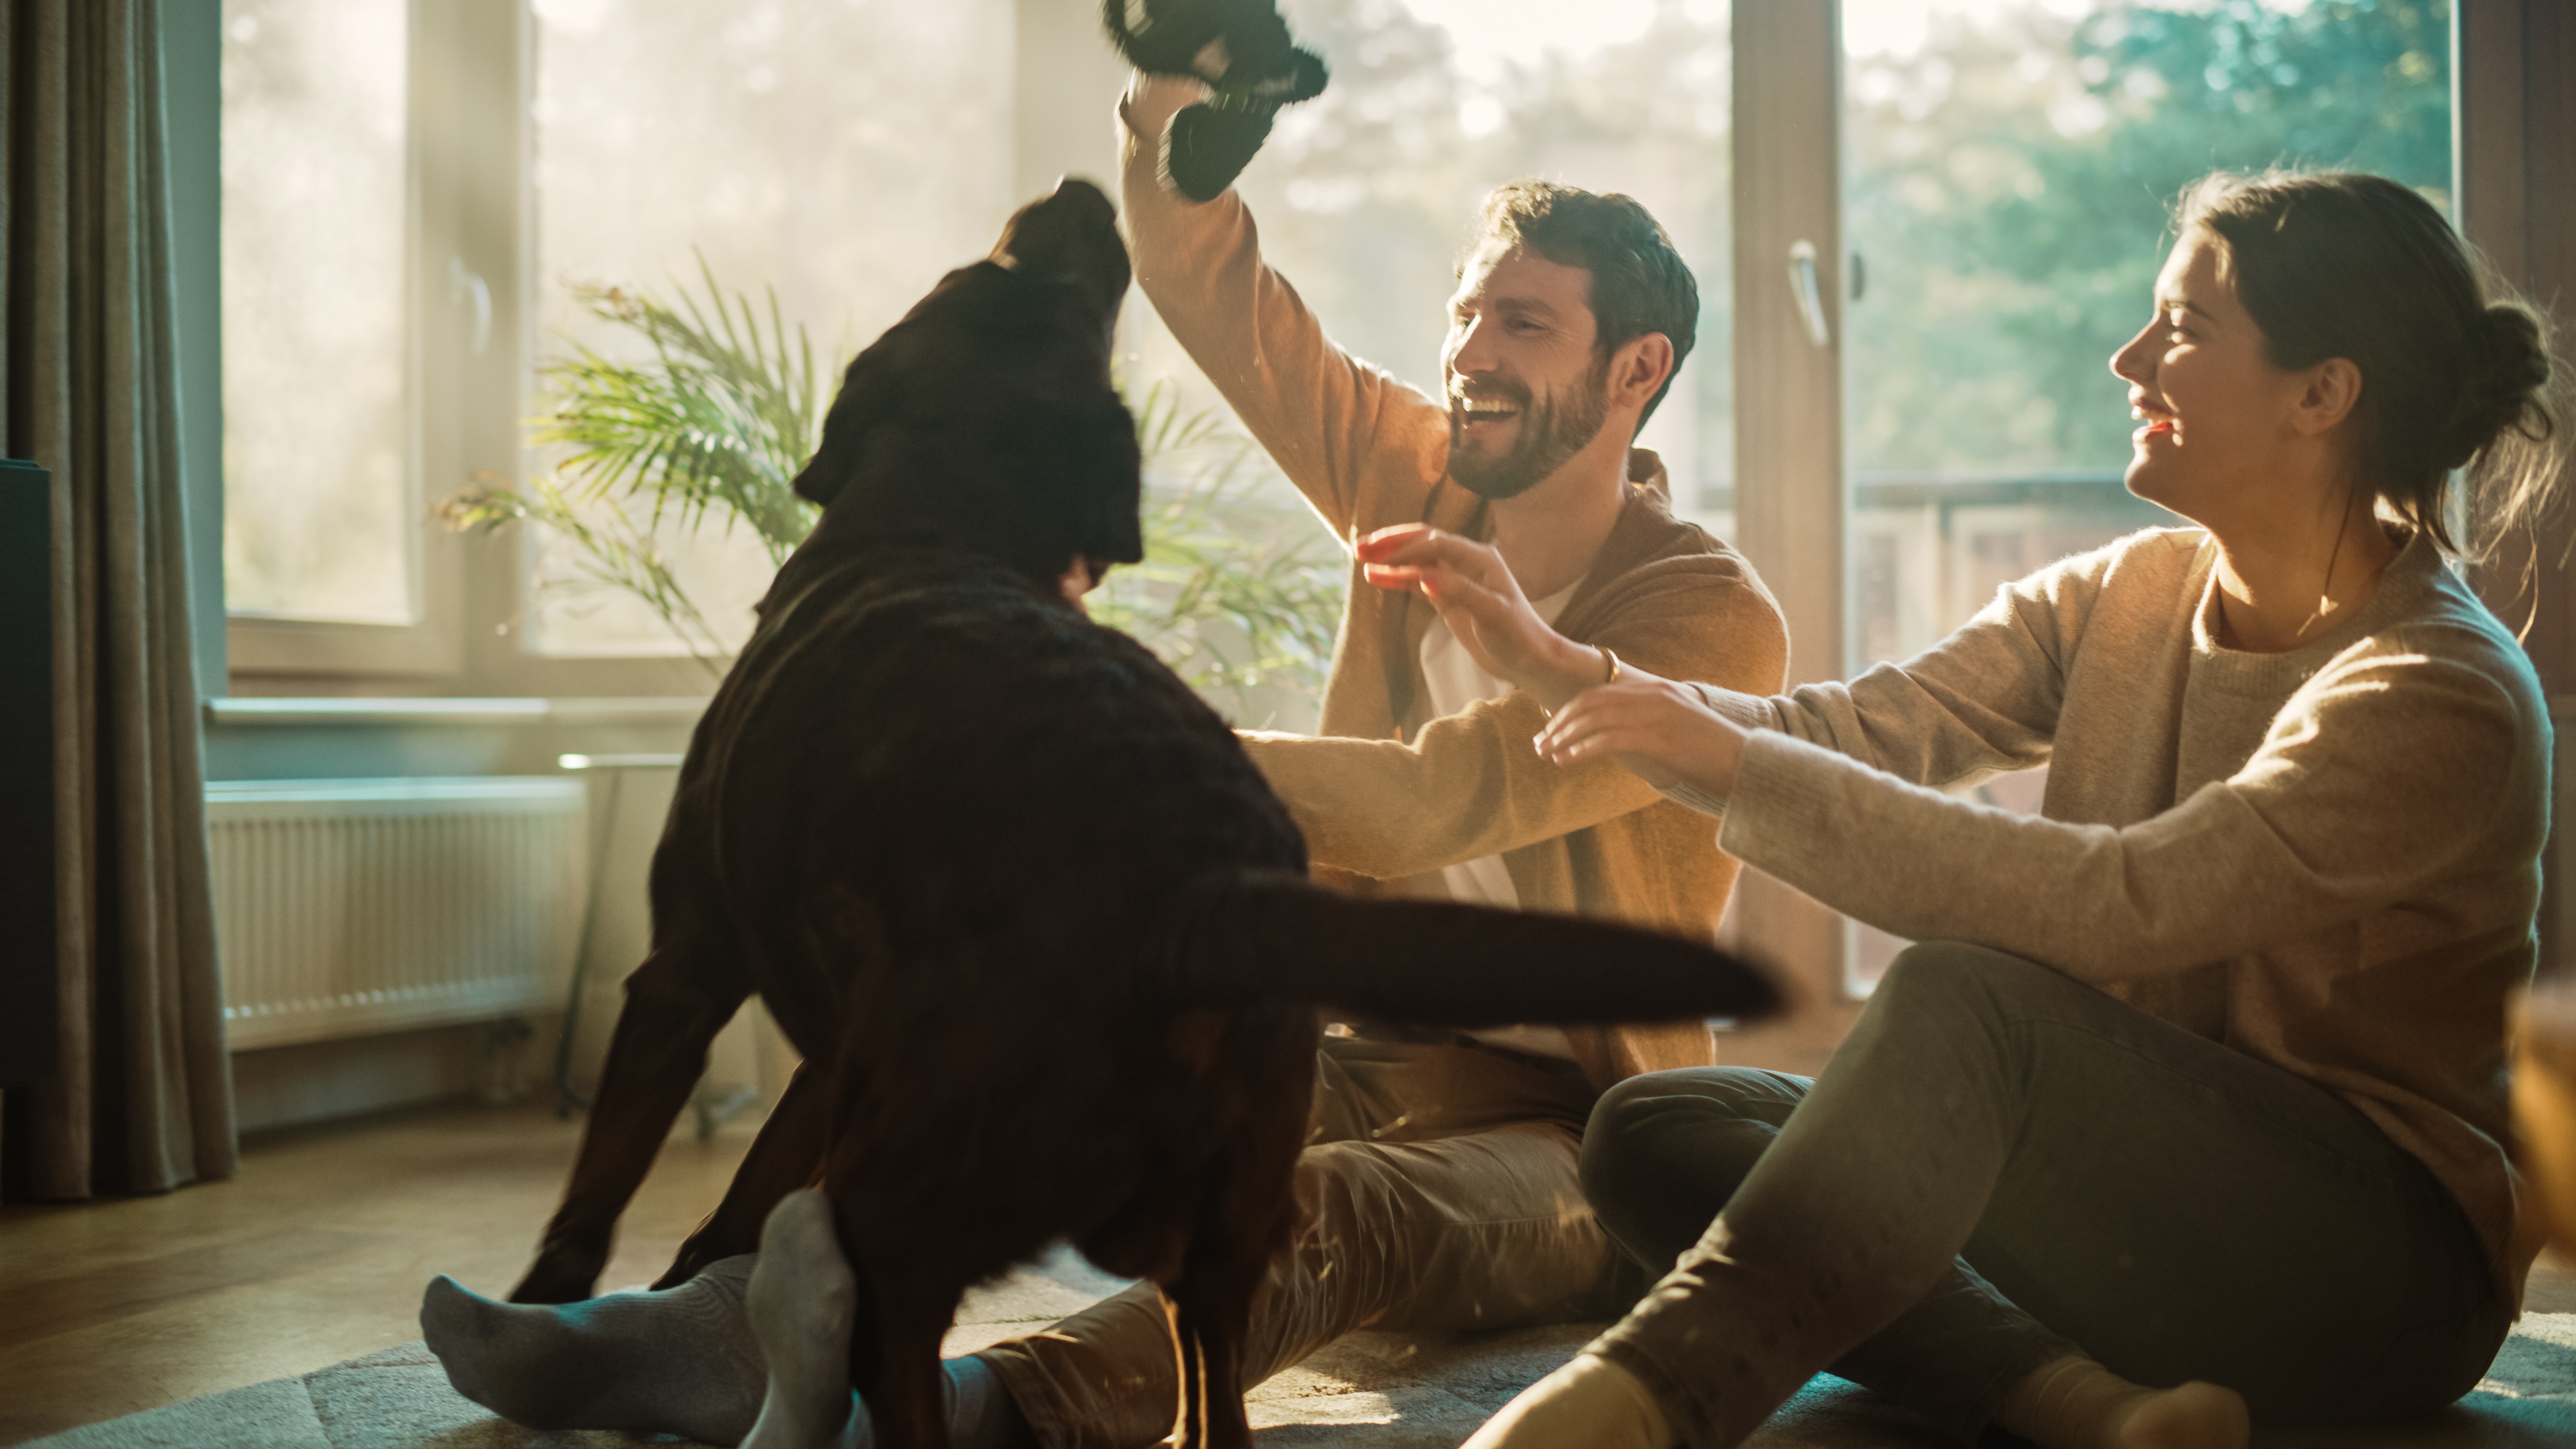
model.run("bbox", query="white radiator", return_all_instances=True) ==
[206,778,590,1051]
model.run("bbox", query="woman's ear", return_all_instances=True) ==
[2291,356,2364,438]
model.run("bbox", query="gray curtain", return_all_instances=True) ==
[2,0,234,1198]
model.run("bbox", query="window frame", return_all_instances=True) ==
[222,0,463,681]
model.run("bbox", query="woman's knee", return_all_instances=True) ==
[1868,941,2072,1025]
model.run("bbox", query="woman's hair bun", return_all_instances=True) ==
[2439,302,2556,470]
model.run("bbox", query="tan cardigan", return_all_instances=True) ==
[1682,528,2550,1302]
[1119,96,1789,1092]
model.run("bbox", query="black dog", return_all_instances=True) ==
[501,179,1779,1449]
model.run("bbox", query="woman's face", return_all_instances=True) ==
[2109,231,2315,527]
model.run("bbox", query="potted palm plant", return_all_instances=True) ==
[445,260,1343,726]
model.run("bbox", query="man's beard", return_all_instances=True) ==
[1447,357,1613,501]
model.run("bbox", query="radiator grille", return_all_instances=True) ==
[206,778,589,1051]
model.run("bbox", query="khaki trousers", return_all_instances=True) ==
[977,1034,1629,1448]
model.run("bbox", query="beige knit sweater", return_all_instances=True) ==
[1679,526,2551,1302]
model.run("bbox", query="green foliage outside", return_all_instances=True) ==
[1844,0,2453,478]
[442,268,1345,722]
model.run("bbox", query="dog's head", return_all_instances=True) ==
[790,178,1142,583]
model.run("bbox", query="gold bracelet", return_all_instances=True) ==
[1601,646,1622,685]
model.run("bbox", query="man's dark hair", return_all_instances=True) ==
[1465,180,1699,428]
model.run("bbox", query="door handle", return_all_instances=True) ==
[1787,240,1830,348]
[449,257,493,357]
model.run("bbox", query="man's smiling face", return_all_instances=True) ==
[1440,243,1613,501]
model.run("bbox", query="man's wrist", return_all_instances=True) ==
[1122,70,1209,154]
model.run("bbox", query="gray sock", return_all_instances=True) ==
[422,1256,766,1446]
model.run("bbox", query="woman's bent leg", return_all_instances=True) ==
[1585,943,2505,1447]
[1582,1069,2077,1441]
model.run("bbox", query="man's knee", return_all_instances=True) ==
[1579,1068,1798,1229]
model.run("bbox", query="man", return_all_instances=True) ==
[421,68,1786,1449]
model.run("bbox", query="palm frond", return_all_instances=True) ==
[535,253,823,564]
[444,257,1348,717]
[441,474,734,680]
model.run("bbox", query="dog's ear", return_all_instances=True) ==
[791,349,895,509]
[794,260,1013,509]
[1068,397,1145,569]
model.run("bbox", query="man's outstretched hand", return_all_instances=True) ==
[1360,523,1751,798]
[1359,524,1606,710]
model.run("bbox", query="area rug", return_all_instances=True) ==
[25,1249,2576,1448]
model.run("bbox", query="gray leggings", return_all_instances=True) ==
[1580,942,2510,1447]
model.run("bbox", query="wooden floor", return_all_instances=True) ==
[0,1100,759,1446]
[5,1098,2573,1447]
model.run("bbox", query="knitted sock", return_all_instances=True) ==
[742,1191,867,1449]
[422,1256,765,1446]
[1458,1352,1675,1449]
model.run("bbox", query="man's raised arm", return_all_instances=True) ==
[1118,73,1448,539]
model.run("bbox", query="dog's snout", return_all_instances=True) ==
[1042,176,1117,227]
[993,178,1129,308]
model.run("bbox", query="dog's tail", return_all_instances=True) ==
[1154,872,1782,1027]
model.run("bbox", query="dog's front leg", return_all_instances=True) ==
[1156,1254,1266,1449]
[655,1057,833,1287]
[839,1216,967,1448]
[512,941,747,1303]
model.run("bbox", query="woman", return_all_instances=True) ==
[1357,171,2565,1449]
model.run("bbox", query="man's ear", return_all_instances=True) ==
[1609,332,1676,413]
[2291,356,2363,438]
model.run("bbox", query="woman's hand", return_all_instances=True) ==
[1535,673,1748,799]
[1358,524,1608,710]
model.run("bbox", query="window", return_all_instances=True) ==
[509,0,1734,673]
[219,0,414,625]
[523,0,1017,659]
[219,0,517,681]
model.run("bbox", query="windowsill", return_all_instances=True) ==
[205,696,710,728]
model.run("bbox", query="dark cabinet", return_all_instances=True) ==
[1,459,57,1086]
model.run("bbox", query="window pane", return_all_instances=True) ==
[1842,0,2453,665]
[527,0,1014,658]
[1837,0,2454,989]
[220,0,413,623]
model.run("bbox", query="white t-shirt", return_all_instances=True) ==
[1417,579,1584,1062]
